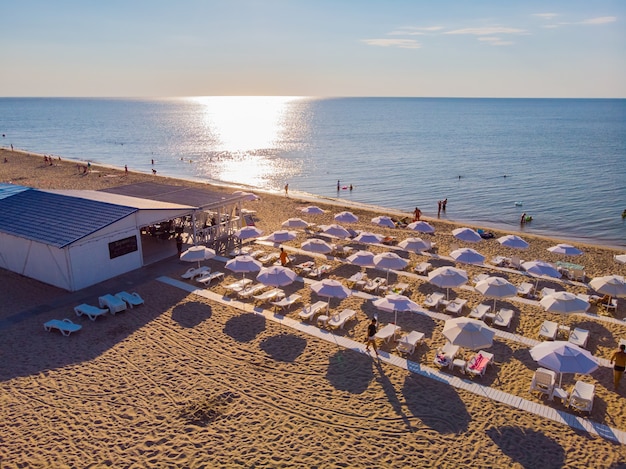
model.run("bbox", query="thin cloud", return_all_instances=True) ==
[361,38,422,49]
[580,16,617,24]
[389,26,444,36]
[444,26,526,36]
[533,13,559,20]
[477,37,514,46]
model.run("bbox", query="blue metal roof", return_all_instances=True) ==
[0,189,137,248]
[0,183,31,200]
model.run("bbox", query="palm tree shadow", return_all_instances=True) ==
[486,426,565,469]
[171,301,212,328]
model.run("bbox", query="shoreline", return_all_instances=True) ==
[2,146,626,466]
[3,145,625,251]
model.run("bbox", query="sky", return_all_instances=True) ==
[1,0,624,98]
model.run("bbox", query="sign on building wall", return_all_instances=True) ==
[108,235,138,259]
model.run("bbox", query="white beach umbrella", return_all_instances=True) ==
[450,247,485,265]
[180,245,216,268]
[373,252,409,282]
[225,255,262,281]
[264,230,298,243]
[372,293,420,326]
[522,260,562,290]
[234,226,264,240]
[310,278,352,312]
[346,250,376,267]
[530,341,599,387]
[428,266,468,300]
[452,227,482,243]
[300,206,325,214]
[282,218,310,228]
[354,232,384,245]
[398,237,432,253]
[256,266,298,287]
[321,224,351,239]
[615,254,626,265]
[548,243,583,256]
[475,276,518,311]
[371,216,396,228]
[442,317,495,351]
[497,235,529,250]
[540,291,590,315]
[334,211,359,223]
[301,238,334,254]
[589,275,626,299]
[407,221,435,234]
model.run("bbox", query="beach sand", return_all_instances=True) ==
[1,148,626,468]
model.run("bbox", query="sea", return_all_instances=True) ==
[1,97,625,248]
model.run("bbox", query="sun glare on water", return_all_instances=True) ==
[187,96,306,188]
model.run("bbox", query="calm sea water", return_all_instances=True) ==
[1,97,625,247]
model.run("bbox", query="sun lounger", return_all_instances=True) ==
[388,283,410,295]
[424,292,445,309]
[492,308,514,328]
[237,283,267,299]
[253,288,285,304]
[469,303,491,319]
[259,252,280,264]
[196,271,225,286]
[181,266,210,279]
[568,327,589,348]
[308,264,332,279]
[98,294,127,314]
[224,278,253,294]
[114,291,144,308]
[465,350,494,377]
[605,298,618,314]
[539,320,558,340]
[491,256,509,267]
[517,282,534,298]
[433,342,459,368]
[568,380,595,414]
[540,287,557,299]
[508,256,523,269]
[414,262,432,275]
[396,330,425,355]
[529,367,556,399]
[248,250,265,259]
[445,298,467,315]
[326,309,357,330]
[473,273,489,285]
[271,294,302,313]
[44,318,82,336]
[375,323,401,343]
[363,277,386,293]
[347,272,367,288]
[298,301,328,321]
[74,303,108,321]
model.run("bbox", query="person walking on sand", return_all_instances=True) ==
[175,234,183,258]
[365,318,378,355]
[611,344,626,390]
[279,247,288,266]
[284,183,289,196]
[414,207,422,221]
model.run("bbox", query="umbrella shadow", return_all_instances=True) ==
[402,373,470,434]
[566,319,612,353]
[486,426,565,469]
[326,349,373,394]
[171,301,212,328]
[223,312,266,343]
[260,333,307,362]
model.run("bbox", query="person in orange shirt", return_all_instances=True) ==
[279,247,288,266]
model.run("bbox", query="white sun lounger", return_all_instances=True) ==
[224,278,253,294]
[517,282,534,298]
[414,262,432,275]
[44,318,82,336]
[465,350,494,378]
[396,331,425,355]
[326,309,357,330]
[253,288,285,304]
[98,294,128,314]
[271,294,302,313]
[469,303,491,320]
[529,367,556,399]
[237,283,267,299]
[445,298,467,315]
[114,291,144,308]
[539,320,558,340]
[299,301,328,321]
[196,271,225,286]
[492,308,514,328]
[181,266,210,279]
[568,380,595,414]
[375,323,401,343]
[433,342,459,368]
[74,303,108,321]
[424,292,445,309]
[568,327,589,348]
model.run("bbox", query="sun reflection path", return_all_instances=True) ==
[188,96,307,189]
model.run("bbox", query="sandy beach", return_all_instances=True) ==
[1,148,626,468]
